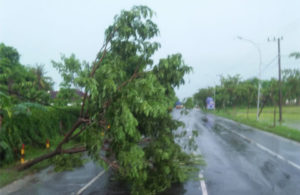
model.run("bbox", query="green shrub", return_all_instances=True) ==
[0,106,79,166]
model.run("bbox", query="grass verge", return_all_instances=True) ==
[213,109,300,143]
[0,135,80,187]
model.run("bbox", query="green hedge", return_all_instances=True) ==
[0,106,79,166]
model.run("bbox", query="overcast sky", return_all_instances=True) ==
[1,0,300,99]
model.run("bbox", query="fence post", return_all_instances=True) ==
[46,139,50,149]
[20,144,25,164]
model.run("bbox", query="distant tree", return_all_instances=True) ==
[290,52,300,59]
[51,54,90,106]
[282,69,300,104]
[183,97,194,109]
[0,43,24,96]
[0,43,53,104]
[30,64,53,91]
[54,88,81,106]
[219,75,241,108]
[193,87,214,109]
[0,43,20,64]
[52,54,88,89]
[241,79,257,118]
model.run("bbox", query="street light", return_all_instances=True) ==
[237,36,262,121]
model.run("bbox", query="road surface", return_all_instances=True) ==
[3,109,300,195]
[174,109,300,195]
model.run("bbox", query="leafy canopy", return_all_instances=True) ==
[0,43,53,104]
[37,5,201,195]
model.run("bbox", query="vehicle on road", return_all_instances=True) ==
[175,101,184,109]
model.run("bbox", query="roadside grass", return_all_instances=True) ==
[213,105,300,143]
[0,135,80,187]
[228,106,300,127]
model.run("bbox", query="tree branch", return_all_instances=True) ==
[117,65,140,91]
[17,150,57,171]
[55,118,87,151]
[17,146,87,171]
[101,157,119,169]
[18,27,118,171]
[69,124,88,140]
[62,146,86,154]
[80,27,117,117]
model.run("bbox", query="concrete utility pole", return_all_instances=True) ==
[268,37,283,122]
[237,36,262,121]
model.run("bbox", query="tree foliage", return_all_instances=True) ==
[183,97,194,109]
[0,43,53,104]
[290,52,300,59]
[17,6,202,194]
[0,43,64,165]
[0,91,79,165]
[282,69,300,102]
[193,71,300,110]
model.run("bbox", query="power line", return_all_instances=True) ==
[261,56,277,73]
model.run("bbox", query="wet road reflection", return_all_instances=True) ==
[184,109,300,195]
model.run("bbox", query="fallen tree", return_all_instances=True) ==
[18,6,202,194]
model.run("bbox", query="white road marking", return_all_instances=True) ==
[227,128,300,171]
[199,172,208,195]
[76,169,107,195]
[192,149,207,195]
[218,116,300,146]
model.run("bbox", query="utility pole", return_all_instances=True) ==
[268,36,283,122]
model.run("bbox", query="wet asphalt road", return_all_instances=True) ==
[5,109,300,195]
[175,109,300,195]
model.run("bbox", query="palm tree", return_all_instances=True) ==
[31,65,53,91]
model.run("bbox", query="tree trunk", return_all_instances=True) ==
[270,94,277,128]
[258,97,268,117]
[247,104,250,119]
[18,118,85,171]
[18,150,58,171]
[273,106,276,128]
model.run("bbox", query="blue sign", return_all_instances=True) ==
[206,97,215,110]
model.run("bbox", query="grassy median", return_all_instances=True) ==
[213,105,300,143]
